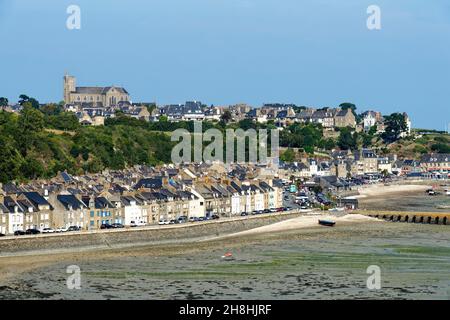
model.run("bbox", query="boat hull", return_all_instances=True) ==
[318,220,336,227]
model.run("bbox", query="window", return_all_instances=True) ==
[90,211,94,218]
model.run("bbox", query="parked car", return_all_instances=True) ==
[130,221,146,227]
[188,217,196,222]
[42,228,55,234]
[0,233,5,237]
[100,224,113,229]
[25,229,41,235]
[198,217,205,222]
[211,214,220,220]
[111,223,125,228]
[67,226,81,232]
[14,230,26,236]
[240,212,248,216]
[177,216,188,224]
[269,208,278,213]
[169,220,176,224]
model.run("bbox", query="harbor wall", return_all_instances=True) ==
[0,212,300,254]
[353,210,450,225]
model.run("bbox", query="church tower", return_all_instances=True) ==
[63,74,76,104]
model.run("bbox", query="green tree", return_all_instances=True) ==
[338,127,358,150]
[339,102,357,116]
[45,112,80,131]
[18,105,44,133]
[0,97,8,107]
[280,148,295,162]
[159,115,168,122]
[40,103,62,116]
[381,113,407,143]
[431,143,450,153]
[0,137,23,183]
[20,157,45,180]
[19,94,40,109]
[220,110,233,124]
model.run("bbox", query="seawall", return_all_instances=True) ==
[0,212,302,255]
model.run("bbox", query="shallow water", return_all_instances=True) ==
[1,222,449,300]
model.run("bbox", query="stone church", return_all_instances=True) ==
[63,74,131,107]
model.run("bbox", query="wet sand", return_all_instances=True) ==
[0,214,370,283]
[1,214,449,300]
[355,184,432,198]
[358,187,450,213]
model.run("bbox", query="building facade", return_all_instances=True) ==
[64,74,130,107]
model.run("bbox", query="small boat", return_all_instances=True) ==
[318,220,336,227]
[445,189,450,196]
[221,252,234,260]
[328,207,345,212]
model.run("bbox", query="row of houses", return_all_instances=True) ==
[278,151,449,179]
[0,174,283,235]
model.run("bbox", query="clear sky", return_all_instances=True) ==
[0,0,449,129]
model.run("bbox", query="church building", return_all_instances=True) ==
[63,74,131,107]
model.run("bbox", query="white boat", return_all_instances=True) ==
[328,207,345,212]
[445,189,450,196]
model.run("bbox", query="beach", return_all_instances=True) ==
[1,215,449,300]
[356,182,450,213]
[1,183,449,300]
[355,183,432,198]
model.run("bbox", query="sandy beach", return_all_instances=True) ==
[210,214,378,240]
[354,184,432,198]
[0,214,375,283]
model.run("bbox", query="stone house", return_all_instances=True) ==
[334,109,356,128]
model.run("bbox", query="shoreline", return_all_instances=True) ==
[0,213,376,283]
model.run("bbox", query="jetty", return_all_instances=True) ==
[353,210,450,225]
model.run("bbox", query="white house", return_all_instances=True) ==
[230,191,241,215]
[121,196,146,226]
[9,210,24,233]
[363,111,377,132]
[187,192,205,218]
[309,159,318,176]
[253,187,265,211]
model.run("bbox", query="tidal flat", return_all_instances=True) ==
[1,221,449,300]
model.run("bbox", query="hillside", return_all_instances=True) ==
[0,109,174,183]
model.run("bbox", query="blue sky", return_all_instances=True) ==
[0,0,449,129]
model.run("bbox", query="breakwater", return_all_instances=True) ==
[353,210,450,225]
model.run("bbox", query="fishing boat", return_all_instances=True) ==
[318,219,336,227]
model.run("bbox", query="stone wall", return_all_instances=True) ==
[0,212,300,254]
